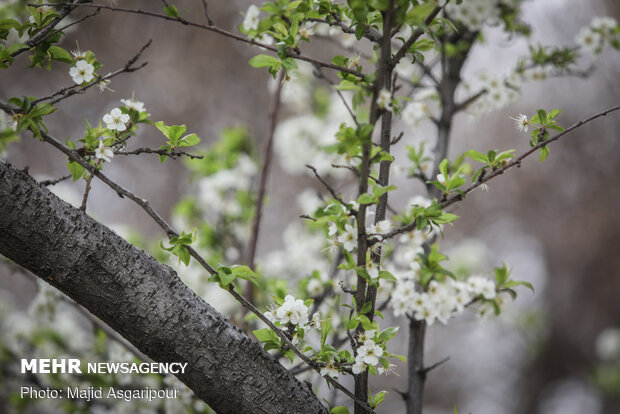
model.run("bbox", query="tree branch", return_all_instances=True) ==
[32,2,364,78]
[381,103,620,240]
[0,160,330,414]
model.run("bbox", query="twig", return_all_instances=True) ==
[54,8,101,34]
[200,0,214,26]
[390,1,450,68]
[307,14,382,43]
[306,164,348,207]
[79,170,95,211]
[454,88,487,113]
[245,69,285,310]
[39,174,71,186]
[115,147,203,159]
[390,132,404,146]
[32,2,364,78]
[313,66,360,126]
[33,40,152,106]
[10,0,92,58]
[420,356,450,374]
[381,104,620,240]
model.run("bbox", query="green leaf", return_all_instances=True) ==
[253,328,279,343]
[406,3,437,24]
[48,46,73,63]
[378,326,398,343]
[494,264,510,286]
[163,5,180,18]
[432,212,459,224]
[538,146,549,162]
[346,318,360,330]
[357,193,374,205]
[249,54,281,68]
[66,161,84,181]
[330,407,350,414]
[360,301,373,314]
[464,150,489,164]
[505,280,535,293]
[177,133,200,147]
[378,270,397,281]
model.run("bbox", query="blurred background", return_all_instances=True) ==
[1,0,619,413]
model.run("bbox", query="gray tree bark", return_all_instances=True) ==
[0,160,328,414]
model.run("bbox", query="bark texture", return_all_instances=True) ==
[0,160,328,414]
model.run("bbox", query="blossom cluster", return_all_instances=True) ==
[400,88,437,127]
[274,90,353,177]
[265,295,310,328]
[69,60,95,85]
[575,16,619,55]
[445,0,500,31]
[391,272,498,325]
[195,153,257,221]
[352,330,385,374]
[92,98,146,163]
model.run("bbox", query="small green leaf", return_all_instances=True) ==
[66,161,84,181]
[163,5,180,18]
[249,54,281,68]
[48,46,73,63]
[464,150,489,164]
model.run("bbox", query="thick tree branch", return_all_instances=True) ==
[0,160,329,414]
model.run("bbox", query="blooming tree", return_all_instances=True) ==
[0,0,619,413]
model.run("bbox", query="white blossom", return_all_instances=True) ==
[595,328,620,360]
[338,224,357,252]
[376,88,393,112]
[102,107,130,132]
[306,279,324,297]
[510,113,529,132]
[94,140,114,162]
[274,295,309,326]
[69,60,95,84]
[576,26,603,54]
[320,362,339,379]
[121,97,146,112]
[352,360,366,374]
[242,5,260,31]
[357,340,383,366]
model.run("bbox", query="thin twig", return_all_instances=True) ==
[79,170,95,211]
[10,0,92,58]
[200,0,214,26]
[31,2,364,78]
[454,88,487,113]
[313,66,360,126]
[33,40,152,106]
[246,68,285,269]
[39,174,72,186]
[115,147,203,159]
[381,104,620,240]
[306,164,348,207]
[245,69,285,311]
[420,356,450,374]
[390,1,450,68]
